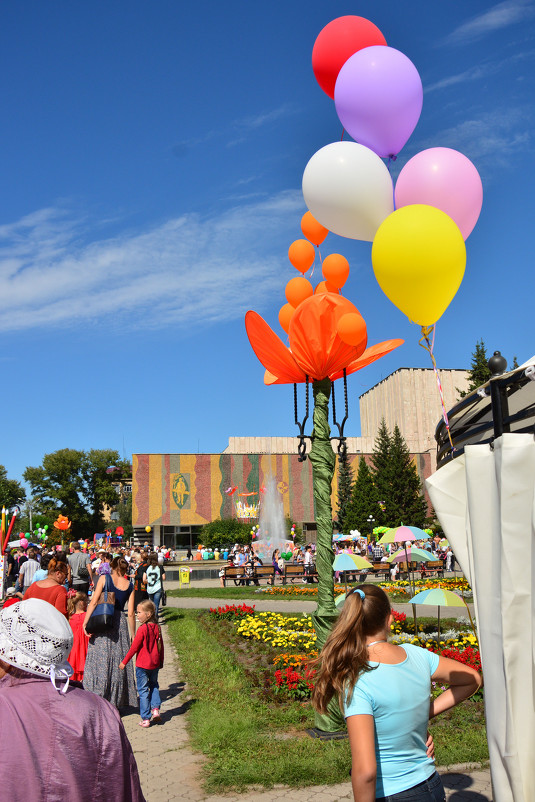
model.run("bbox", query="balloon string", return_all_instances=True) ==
[386,156,397,211]
[340,128,345,142]
[419,325,455,453]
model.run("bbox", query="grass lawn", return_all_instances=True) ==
[163,608,488,793]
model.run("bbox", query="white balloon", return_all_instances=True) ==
[302,141,394,241]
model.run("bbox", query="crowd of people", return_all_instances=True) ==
[1,540,167,730]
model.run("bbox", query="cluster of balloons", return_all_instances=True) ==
[280,211,365,347]
[302,15,482,328]
[54,514,72,531]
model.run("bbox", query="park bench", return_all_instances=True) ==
[419,560,444,579]
[371,563,391,581]
[282,563,318,584]
[221,564,277,587]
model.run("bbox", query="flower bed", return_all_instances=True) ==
[208,603,256,621]
[227,604,480,702]
[235,611,317,652]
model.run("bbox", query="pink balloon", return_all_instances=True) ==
[20,537,28,548]
[394,147,483,239]
[334,46,423,158]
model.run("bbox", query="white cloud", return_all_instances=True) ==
[417,108,531,171]
[443,0,535,46]
[0,191,305,333]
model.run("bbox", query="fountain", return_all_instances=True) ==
[252,476,293,563]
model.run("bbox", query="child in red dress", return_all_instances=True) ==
[67,591,89,682]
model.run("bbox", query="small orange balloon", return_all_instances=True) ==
[337,312,367,348]
[322,253,350,288]
[301,211,329,245]
[315,280,328,294]
[288,239,316,274]
[278,303,295,333]
[285,277,314,308]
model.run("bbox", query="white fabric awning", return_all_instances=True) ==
[427,433,535,802]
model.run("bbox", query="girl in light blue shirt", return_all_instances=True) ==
[312,584,482,801]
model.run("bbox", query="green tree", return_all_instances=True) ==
[458,339,491,397]
[0,465,26,509]
[112,494,133,538]
[334,449,354,529]
[23,449,130,540]
[200,518,252,549]
[385,426,428,528]
[370,419,393,525]
[342,457,378,534]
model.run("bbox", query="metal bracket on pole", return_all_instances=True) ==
[294,379,311,462]
[331,370,349,456]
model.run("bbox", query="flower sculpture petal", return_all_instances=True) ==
[330,339,404,381]
[245,311,306,384]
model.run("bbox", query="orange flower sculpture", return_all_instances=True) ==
[53,514,72,531]
[246,292,403,385]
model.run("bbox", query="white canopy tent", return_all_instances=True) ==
[427,433,535,802]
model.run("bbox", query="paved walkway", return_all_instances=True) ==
[122,593,492,801]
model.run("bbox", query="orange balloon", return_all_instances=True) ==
[301,211,329,245]
[315,280,339,294]
[285,277,314,308]
[322,253,350,288]
[337,312,367,349]
[325,280,340,293]
[288,239,316,274]
[278,303,295,334]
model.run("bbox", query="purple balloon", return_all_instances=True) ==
[335,46,423,158]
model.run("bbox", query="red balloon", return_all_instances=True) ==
[312,16,387,99]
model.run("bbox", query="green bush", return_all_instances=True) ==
[201,518,253,548]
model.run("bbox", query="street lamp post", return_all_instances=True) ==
[367,515,375,542]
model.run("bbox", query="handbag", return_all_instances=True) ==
[86,574,116,634]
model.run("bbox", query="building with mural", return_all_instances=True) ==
[132,367,468,549]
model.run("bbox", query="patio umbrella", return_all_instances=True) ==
[408,587,476,644]
[332,553,373,593]
[387,547,435,637]
[377,525,432,544]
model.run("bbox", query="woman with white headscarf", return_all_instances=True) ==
[0,598,146,802]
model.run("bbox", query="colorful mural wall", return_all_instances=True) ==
[132,451,433,527]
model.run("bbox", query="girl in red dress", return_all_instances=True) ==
[67,591,90,682]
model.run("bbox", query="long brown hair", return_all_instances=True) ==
[311,584,391,714]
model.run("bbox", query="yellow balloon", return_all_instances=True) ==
[145,526,152,533]
[372,205,466,326]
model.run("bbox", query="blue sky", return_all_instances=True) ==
[0,1,533,485]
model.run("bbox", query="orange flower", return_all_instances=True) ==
[53,514,71,531]
[245,293,402,384]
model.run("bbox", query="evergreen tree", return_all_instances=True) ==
[385,425,428,527]
[370,419,393,526]
[458,339,491,397]
[342,457,379,535]
[335,449,354,529]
